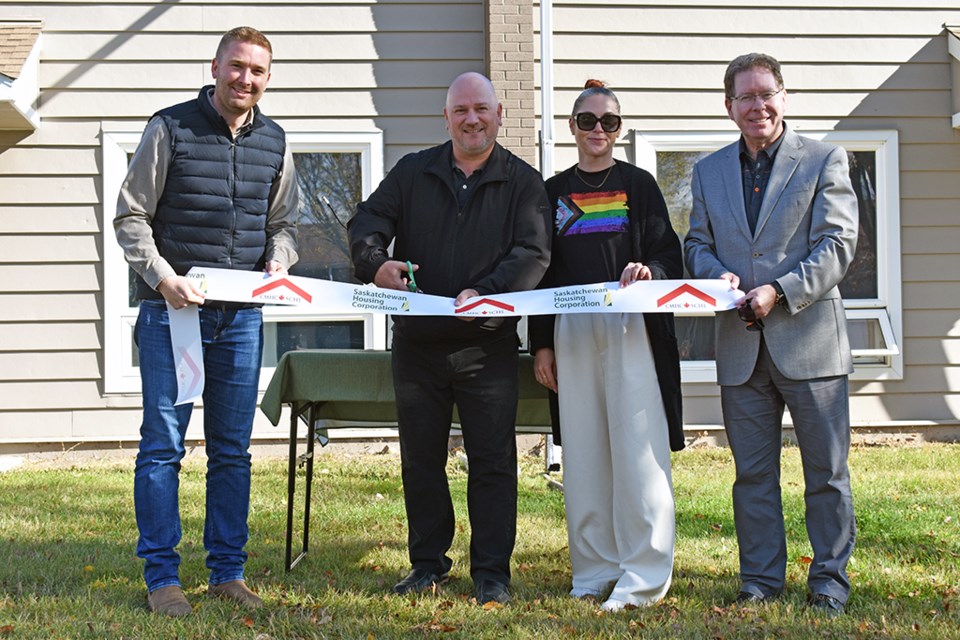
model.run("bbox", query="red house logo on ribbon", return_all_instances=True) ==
[656,283,716,309]
[454,298,515,315]
[177,347,203,400]
[251,278,313,303]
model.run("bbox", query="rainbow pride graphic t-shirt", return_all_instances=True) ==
[555,190,630,237]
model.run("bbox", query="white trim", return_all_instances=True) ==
[635,129,903,382]
[101,127,386,394]
[845,308,899,358]
[0,31,40,130]
[102,131,146,393]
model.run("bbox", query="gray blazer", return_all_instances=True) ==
[684,126,859,386]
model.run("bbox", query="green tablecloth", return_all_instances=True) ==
[261,349,552,430]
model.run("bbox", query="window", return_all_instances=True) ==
[632,130,902,382]
[102,129,385,393]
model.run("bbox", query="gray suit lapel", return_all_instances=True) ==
[720,143,752,240]
[755,130,803,238]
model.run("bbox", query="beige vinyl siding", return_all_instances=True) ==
[0,264,99,291]
[0,0,483,444]
[0,322,101,351]
[2,0,959,444]
[536,1,960,428]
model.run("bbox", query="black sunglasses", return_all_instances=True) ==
[737,304,764,332]
[575,112,622,133]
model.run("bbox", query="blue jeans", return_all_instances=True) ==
[133,300,263,592]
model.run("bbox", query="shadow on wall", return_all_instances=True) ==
[837,29,960,426]
[369,0,487,171]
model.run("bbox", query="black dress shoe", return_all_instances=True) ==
[732,591,777,605]
[809,593,844,616]
[392,568,448,595]
[475,579,510,605]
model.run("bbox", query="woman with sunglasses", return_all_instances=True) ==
[529,79,684,611]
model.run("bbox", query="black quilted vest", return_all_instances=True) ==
[135,86,287,300]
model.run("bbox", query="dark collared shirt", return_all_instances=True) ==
[453,162,484,210]
[739,129,785,235]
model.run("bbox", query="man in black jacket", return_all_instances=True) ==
[348,72,551,605]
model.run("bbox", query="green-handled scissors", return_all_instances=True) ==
[405,260,419,293]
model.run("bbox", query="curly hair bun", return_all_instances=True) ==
[584,79,606,90]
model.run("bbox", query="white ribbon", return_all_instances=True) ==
[185,267,741,317]
[170,267,743,403]
[166,302,204,405]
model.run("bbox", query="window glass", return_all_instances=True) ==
[656,149,879,361]
[290,152,361,284]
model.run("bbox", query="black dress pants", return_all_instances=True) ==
[391,332,519,584]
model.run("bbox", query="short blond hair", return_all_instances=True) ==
[216,26,273,62]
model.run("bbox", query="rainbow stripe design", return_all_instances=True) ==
[560,190,629,235]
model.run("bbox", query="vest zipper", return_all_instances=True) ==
[227,140,237,268]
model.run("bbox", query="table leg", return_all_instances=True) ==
[285,401,316,571]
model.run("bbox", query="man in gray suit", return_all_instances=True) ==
[684,53,858,615]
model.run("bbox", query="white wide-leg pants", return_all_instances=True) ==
[555,313,675,606]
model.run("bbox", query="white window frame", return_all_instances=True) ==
[102,128,386,394]
[632,129,903,382]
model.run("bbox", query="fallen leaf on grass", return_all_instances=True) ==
[412,620,458,633]
[710,523,722,532]
[797,556,812,565]
[436,599,454,611]
[0,626,12,637]
[482,601,504,611]
[242,616,255,628]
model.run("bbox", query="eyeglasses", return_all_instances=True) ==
[729,88,783,106]
[737,304,764,332]
[575,112,622,133]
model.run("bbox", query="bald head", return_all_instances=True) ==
[446,72,498,109]
[444,72,503,166]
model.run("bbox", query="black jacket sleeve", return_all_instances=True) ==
[347,158,408,284]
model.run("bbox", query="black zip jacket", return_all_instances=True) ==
[348,141,552,343]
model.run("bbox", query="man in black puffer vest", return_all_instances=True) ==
[115,26,299,617]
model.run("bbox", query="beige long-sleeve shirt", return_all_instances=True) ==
[114,97,300,291]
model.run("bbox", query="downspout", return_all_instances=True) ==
[539,0,554,177]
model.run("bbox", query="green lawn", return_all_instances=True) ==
[1,442,959,639]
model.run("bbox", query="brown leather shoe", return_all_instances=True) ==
[147,585,192,617]
[208,580,264,609]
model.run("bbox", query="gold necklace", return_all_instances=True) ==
[575,163,615,189]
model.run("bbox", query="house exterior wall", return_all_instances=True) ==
[536,0,960,430]
[0,0,958,445]
[0,0,493,444]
